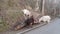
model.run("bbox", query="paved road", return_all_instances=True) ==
[23,18,60,34]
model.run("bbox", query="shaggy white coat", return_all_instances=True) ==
[22,9,31,17]
[39,15,51,23]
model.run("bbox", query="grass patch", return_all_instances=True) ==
[0,17,8,32]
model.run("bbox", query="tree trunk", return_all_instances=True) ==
[54,8,56,17]
[42,0,45,16]
[35,0,39,11]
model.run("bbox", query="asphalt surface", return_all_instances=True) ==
[23,18,60,34]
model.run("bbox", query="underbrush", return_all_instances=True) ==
[0,17,8,32]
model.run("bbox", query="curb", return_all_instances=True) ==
[17,23,47,34]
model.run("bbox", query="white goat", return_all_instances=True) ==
[22,9,31,17]
[39,15,51,23]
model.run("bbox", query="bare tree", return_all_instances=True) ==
[34,0,39,11]
[53,0,57,16]
[42,0,45,15]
